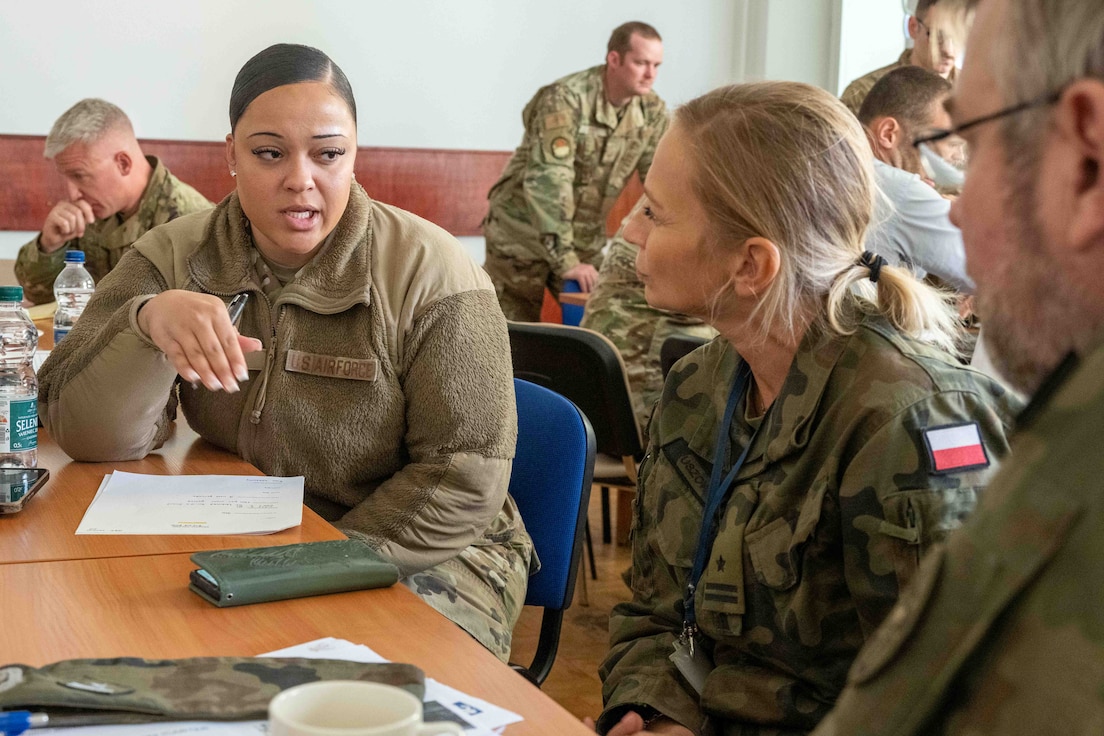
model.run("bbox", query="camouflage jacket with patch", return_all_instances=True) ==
[598,313,1021,736]
[485,65,668,274]
[812,344,1104,736]
[15,156,212,304]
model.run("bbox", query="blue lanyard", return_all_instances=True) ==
[683,360,759,633]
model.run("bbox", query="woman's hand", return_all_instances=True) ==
[583,712,695,736]
[137,290,263,392]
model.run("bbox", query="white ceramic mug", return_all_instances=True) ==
[268,681,464,736]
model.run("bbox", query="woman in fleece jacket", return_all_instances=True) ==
[36,43,533,662]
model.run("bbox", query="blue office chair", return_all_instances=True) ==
[560,279,585,326]
[509,378,595,687]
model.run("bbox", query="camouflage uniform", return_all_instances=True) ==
[14,156,212,304]
[0,657,423,726]
[597,311,1021,735]
[839,51,960,116]
[483,65,668,321]
[580,202,716,433]
[812,345,1104,736]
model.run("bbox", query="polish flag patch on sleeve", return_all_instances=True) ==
[922,422,990,473]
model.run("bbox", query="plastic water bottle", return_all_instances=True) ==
[0,286,38,467]
[53,250,95,344]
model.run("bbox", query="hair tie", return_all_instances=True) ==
[859,250,886,284]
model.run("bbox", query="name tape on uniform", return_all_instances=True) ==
[285,350,378,381]
[922,422,989,473]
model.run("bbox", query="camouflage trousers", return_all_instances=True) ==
[483,224,603,322]
[403,529,534,663]
[581,237,717,434]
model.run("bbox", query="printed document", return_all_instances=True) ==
[75,471,303,535]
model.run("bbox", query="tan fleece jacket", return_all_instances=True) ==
[38,186,525,577]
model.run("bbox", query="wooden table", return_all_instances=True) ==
[0,553,589,733]
[0,422,344,565]
[1,396,590,732]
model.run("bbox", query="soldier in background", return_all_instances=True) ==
[16,98,211,304]
[483,22,668,321]
[814,0,1104,732]
[840,0,963,116]
[580,197,716,434]
[859,66,973,294]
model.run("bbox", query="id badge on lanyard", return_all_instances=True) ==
[672,360,760,694]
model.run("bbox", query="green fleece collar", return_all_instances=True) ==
[187,184,375,314]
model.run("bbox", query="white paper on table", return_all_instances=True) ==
[75,470,303,535]
[33,349,50,372]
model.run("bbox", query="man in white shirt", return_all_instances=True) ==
[859,66,973,294]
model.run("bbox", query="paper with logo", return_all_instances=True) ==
[75,471,303,535]
[188,540,399,607]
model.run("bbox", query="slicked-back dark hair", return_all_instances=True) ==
[229,43,357,131]
[607,21,661,57]
[857,65,951,131]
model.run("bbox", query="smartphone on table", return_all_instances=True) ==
[0,467,50,514]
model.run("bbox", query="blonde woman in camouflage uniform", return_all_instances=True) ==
[36,44,532,663]
[593,83,1020,735]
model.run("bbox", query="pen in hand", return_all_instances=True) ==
[227,292,249,328]
[0,711,49,735]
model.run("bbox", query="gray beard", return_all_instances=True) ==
[979,176,1100,396]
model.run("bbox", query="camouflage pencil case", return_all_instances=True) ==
[0,656,423,727]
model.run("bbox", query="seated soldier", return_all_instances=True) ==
[859,66,973,294]
[16,98,212,304]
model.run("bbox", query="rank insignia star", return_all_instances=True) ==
[716,555,726,573]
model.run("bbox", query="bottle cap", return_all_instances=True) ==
[0,286,24,302]
[64,251,86,264]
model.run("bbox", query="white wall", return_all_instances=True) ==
[0,0,748,261]
[0,0,872,262]
[0,0,741,149]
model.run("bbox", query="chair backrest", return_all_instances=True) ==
[510,378,595,685]
[660,334,711,379]
[507,322,643,461]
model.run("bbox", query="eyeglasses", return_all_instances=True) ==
[912,88,1064,148]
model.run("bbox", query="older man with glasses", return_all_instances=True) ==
[841,0,963,116]
[813,0,1104,733]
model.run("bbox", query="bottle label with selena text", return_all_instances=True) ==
[0,397,37,452]
[53,328,70,344]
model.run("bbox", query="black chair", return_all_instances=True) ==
[660,334,711,379]
[507,322,643,551]
[508,379,595,686]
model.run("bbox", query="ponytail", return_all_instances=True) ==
[826,252,961,355]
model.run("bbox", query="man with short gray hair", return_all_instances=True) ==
[16,99,211,304]
[813,0,1104,732]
